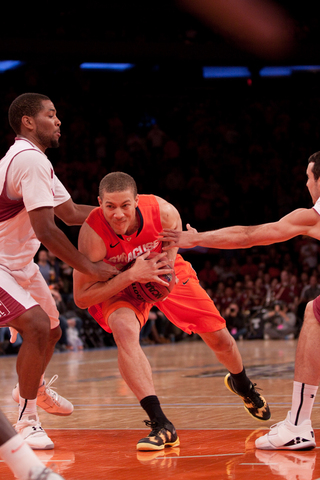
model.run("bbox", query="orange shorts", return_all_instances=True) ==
[88,255,226,335]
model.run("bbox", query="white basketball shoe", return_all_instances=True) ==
[15,414,54,450]
[12,375,73,416]
[255,411,316,450]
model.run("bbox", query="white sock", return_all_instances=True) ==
[291,381,318,425]
[18,398,37,421]
[0,434,43,480]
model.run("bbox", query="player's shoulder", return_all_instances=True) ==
[153,194,170,207]
[286,206,320,227]
[13,148,49,171]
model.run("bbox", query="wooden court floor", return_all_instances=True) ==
[1,338,320,480]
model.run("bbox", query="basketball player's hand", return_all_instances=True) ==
[132,251,173,286]
[90,260,120,281]
[160,224,199,250]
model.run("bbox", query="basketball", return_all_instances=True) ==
[122,251,176,303]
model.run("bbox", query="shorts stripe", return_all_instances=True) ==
[0,286,28,325]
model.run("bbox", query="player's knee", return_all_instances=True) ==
[50,324,62,343]
[18,307,51,342]
[110,312,140,345]
[200,328,235,353]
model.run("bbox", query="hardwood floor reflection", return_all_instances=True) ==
[1,338,319,479]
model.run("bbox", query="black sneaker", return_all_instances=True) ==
[224,373,271,421]
[137,420,180,451]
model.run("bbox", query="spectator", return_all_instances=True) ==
[224,303,247,340]
[273,270,295,305]
[263,301,298,340]
[36,249,52,285]
[198,260,218,289]
[239,255,259,281]
[300,274,320,303]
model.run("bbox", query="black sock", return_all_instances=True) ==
[140,395,170,424]
[230,368,251,394]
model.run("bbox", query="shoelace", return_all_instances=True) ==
[144,420,164,436]
[42,375,59,400]
[244,383,264,407]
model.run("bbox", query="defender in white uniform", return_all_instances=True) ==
[0,93,118,451]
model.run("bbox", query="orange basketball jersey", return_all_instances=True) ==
[86,194,226,335]
[86,194,163,270]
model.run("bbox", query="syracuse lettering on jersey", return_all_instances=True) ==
[109,240,160,265]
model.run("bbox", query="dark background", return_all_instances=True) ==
[0,0,320,274]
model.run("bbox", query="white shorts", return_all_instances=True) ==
[0,262,59,329]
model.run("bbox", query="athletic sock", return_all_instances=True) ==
[290,381,318,425]
[229,367,252,394]
[18,398,37,421]
[0,433,43,480]
[140,395,170,424]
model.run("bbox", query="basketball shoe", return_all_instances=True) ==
[137,420,180,451]
[255,411,316,450]
[224,373,271,421]
[28,466,65,479]
[15,414,54,450]
[12,375,73,416]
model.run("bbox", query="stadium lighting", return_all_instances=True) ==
[0,61,24,72]
[80,63,134,71]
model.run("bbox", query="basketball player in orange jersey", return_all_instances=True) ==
[73,171,270,451]
[0,93,118,450]
[160,151,320,451]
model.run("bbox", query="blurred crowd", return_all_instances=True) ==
[2,235,320,354]
[1,60,320,353]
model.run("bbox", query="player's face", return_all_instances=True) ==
[99,189,139,235]
[306,162,320,203]
[33,100,61,150]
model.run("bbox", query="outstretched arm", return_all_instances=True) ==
[29,206,118,280]
[160,207,320,250]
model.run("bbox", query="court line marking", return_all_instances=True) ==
[153,453,244,459]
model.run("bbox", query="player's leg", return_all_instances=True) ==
[8,306,55,449]
[0,409,65,479]
[108,307,179,451]
[199,328,270,421]
[10,306,50,400]
[256,300,318,450]
[157,261,270,422]
[109,307,156,399]
[199,327,243,373]
[12,269,73,417]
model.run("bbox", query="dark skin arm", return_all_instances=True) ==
[29,204,118,281]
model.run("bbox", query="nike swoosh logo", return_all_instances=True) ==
[182,279,189,285]
[11,442,24,454]
[110,242,120,248]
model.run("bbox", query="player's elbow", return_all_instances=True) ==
[73,296,87,309]
[73,290,90,309]
[239,236,255,248]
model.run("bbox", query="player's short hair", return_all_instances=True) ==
[308,152,320,181]
[8,93,50,134]
[99,172,138,198]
